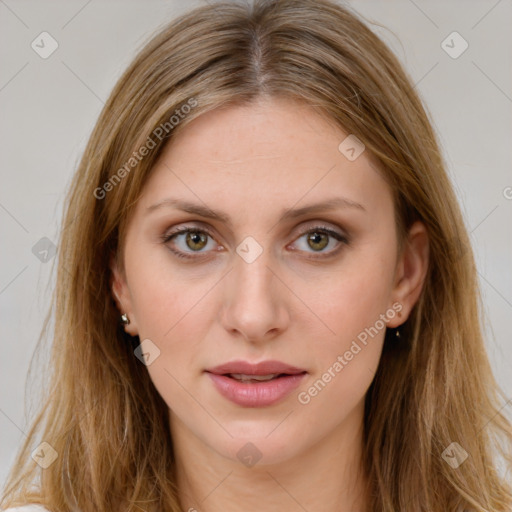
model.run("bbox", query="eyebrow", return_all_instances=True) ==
[146,197,366,225]
[145,196,366,225]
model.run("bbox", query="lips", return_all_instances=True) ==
[205,360,307,407]
[206,360,307,377]
[228,373,282,382]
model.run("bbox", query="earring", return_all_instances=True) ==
[395,311,402,338]
[120,313,130,325]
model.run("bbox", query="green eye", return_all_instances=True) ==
[162,225,348,261]
[306,232,330,251]
[162,228,216,259]
[184,231,208,251]
[292,227,348,255]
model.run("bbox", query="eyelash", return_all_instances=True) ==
[160,224,349,261]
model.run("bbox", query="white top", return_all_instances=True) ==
[2,503,473,511]
[4,506,50,512]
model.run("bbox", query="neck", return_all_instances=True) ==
[170,401,369,512]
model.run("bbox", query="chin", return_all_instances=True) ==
[203,423,307,468]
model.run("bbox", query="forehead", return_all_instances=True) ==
[136,97,392,224]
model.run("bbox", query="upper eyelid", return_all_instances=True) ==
[164,221,346,238]
[163,222,348,248]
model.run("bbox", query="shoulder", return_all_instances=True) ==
[4,506,51,512]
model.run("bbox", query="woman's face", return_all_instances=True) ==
[111,97,428,466]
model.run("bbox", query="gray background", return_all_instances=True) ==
[1,0,511,487]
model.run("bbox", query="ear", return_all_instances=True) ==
[109,252,139,336]
[387,220,429,328]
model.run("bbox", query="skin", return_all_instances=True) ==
[111,97,429,512]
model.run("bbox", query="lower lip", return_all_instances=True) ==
[206,372,307,407]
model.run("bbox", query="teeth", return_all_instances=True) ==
[229,373,281,382]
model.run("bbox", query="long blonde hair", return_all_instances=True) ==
[2,1,511,510]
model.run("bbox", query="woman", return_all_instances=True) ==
[2,0,511,511]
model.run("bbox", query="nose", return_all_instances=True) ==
[220,248,290,344]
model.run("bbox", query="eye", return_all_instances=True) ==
[161,227,219,259]
[290,225,348,257]
[161,223,349,261]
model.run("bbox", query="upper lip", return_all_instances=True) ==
[206,360,307,376]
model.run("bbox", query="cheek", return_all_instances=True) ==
[296,272,389,418]
[128,264,208,408]
[305,250,395,344]
[125,247,217,376]
[126,244,208,338]
[295,242,395,397]
[296,343,380,439]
